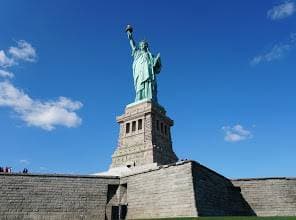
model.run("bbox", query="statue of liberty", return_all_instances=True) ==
[126,25,161,103]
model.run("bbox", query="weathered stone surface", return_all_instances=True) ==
[0,173,119,220]
[111,100,178,168]
[232,177,296,216]
[119,161,296,218]
[192,162,255,216]
[1,162,296,219]
[121,161,197,219]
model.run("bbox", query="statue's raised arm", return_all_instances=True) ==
[126,25,136,52]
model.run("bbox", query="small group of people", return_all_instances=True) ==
[0,166,12,173]
[0,167,28,174]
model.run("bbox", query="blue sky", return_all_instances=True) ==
[0,0,295,178]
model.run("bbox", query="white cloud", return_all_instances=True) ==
[0,40,36,68]
[267,1,296,20]
[251,33,296,65]
[9,40,37,62]
[222,124,253,142]
[251,43,291,65]
[0,70,14,78]
[0,81,82,131]
[19,159,30,165]
[0,50,14,67]
[0,40,83,131]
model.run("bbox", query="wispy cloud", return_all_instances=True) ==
[222,124,253,142]
[9,40,37,62]
[267,1,296,20]
[0,40,83,131]
[0,81,82,131]
[0,50,14,67]
[251,43,291,65]
[251,33,296,65]
[0,70,14,78]
[0,40,36,68]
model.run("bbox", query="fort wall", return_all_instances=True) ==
[0,173,119,220]
[191,161,255,216]
[120,161,197,219]
[232,177,296,216]
[1,162,296,219]
[121,161,296,218]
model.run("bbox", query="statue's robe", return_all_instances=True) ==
[132,49,161,102]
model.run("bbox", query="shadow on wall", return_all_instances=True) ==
[106,184,128,220]
[192,162,256,216]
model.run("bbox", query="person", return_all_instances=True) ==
[126,25,161,103]
[23,168,28,174]
[0,167,3,172]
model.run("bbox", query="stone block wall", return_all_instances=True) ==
[1,162,295,219]
[232,177,296,216]
[0,173,119,220]
[121,161,197,219]
[191,162,255,216]
[121,161,259,219]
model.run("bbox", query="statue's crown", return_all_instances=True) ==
[139,39,148,46]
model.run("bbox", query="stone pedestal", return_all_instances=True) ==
[110,100,178,169]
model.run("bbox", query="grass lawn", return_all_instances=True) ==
[135,217,296,220]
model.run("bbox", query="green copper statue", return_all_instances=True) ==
[126,25,161,103]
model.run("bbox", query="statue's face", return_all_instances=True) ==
[139,42,148,51]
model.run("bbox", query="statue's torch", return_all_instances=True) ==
[125,24,133,34]
[126,24,133,39]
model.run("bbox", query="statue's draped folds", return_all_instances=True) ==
[132,48,161,102]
